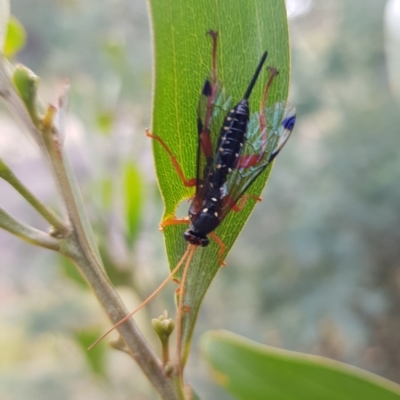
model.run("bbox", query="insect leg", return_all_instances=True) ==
[160,216,190,231]
[209,232,227,266]
[176,244,197,381]
[207,30,218,97]
[146,129,197,187]
[231,194,262,212]
[198,30,219,159]
[258,67,279,151]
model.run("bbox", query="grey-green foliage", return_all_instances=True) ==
[221,0,400,386]
[1,0,400,399]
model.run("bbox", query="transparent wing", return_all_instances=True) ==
[218,101,296,219]
[209,84,233,150]
[194,78,232,204]
[197,78,233,155]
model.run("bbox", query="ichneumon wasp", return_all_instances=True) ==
[89,30,296,376]
[149,30,295,264]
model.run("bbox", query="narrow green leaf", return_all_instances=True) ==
[0,0,9,51]
[148,0,290,360]
[63,157,104,267]
[60,256,87,288]
[74,329,107,377]
[12,64,42,125]
[4,15,26,58]
[202,330,400,400]
[123,162,143,244]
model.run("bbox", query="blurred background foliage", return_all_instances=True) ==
[0,0,399,399]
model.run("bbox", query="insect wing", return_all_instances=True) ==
[197,78,233,156]
[195,77,232,201]
[219,101,296,219]
[265,102,296,163]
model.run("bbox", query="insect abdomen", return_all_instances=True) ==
[215,99,250,176]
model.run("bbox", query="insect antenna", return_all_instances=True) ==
[175,244,197,381]
[243,51,268,100]
[88,245,194,350]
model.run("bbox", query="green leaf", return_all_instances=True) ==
[59,255,87,288]
[201,330,400,400]
[123,162,143,244]
[63,157,104,267]
[0,0,9,52]
[148,0,290,361]
[74,329,107,377]
[4,15,26,58]
[12,64,42,126]
[99,242,133,287]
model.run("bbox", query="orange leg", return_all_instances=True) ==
[146,129,197,188]
[222,194,262,214]
[160,217,190,231]
[258,67,279,151]
[209,232,227,267]
[232,194,262,212]
[197,30,220,159]
[259,67,279,137]
[181,305,191,313]
[176,244,197,381]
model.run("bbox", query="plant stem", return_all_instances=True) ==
[0,207,60,251]
[0,58,183,400]
[44,140,179,398]
[0,159,68,235]
[63,238,180,400]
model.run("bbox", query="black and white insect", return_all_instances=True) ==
[149,30,296,262]
[89,30,296,360]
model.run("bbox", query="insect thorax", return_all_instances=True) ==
[188,187,221,239]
